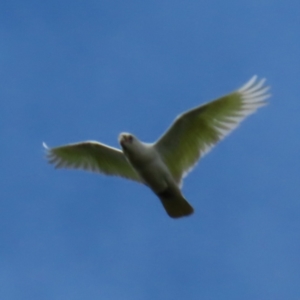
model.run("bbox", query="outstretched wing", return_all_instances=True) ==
[44,141,142,182]
[154,76,270,185]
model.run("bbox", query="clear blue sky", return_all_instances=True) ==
[1,0,299,299]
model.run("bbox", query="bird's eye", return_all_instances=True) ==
[128,135,133,142]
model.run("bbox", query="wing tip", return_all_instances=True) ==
[43,142,57,166]
[42,142,49,150]
[238,75,270,108]
[200,75,270,156]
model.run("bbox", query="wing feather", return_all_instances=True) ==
[44,141,141,182]
[154,76,270,185]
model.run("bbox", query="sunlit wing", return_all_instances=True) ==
[154,76,270,185]
[44,141,142,182]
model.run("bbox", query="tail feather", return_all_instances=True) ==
[156,188,194,218]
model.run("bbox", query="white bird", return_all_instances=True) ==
[44,76,270,218]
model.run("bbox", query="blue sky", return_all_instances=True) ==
[1,0,300,299]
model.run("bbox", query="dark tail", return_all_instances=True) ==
[156,188,194,218]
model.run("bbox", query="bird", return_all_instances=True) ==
[44,76,270,219]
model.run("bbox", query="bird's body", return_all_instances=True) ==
[44,76,270,218]
[119,135,194,217]
[120,137,171,193]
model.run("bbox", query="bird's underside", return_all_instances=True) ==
[44,76,270,218]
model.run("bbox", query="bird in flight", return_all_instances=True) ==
[44,76,270,218]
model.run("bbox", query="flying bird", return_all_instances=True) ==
[44,76,270,218]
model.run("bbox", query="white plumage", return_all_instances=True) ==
[44,76,270,218]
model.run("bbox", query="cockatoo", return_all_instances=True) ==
[44,76,269,218]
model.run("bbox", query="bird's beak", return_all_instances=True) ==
[119,135,127,147]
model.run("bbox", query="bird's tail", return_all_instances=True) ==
[156,188,194,218]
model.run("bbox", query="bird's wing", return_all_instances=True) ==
[154,76,270,185]
[44,141,142,182]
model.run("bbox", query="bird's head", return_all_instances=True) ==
[119,133,136,150]
[119,133,150,162]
